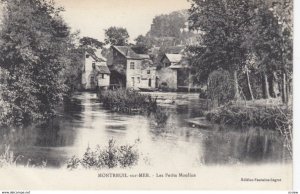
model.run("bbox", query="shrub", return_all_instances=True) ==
[207,69,235,107]
[206,104,293,157]
[151,107,169,127]
[98,89,157,113]
[66,139,139,170]
[0,145,47,168]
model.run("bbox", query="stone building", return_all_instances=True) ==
[109,46,157,90]
[81,50,110,90]
[157,53,190,91]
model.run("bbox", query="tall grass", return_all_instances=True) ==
[206,104,293,157]
[0,145,47,168]
[98,89,157,114]
[66,139,139,170]
[99,89,169,126]
[0,145,16,167]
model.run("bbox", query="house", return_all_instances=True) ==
[157,53,191,91]
[81,50,110,90]
[109,46,157,90]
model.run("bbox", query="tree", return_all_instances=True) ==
[149,10,186,39]
[269,0,293,104]
[104,26,129,46]
[0,0,75,126]
[79,36,104,49]
[188,0,257,100]
[131,35,152,54]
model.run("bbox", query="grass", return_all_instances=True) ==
[99,89,169,126]
[206,103,293,157]
[98,89,157,114]
[0,145,47,168]
[66,139,139,170]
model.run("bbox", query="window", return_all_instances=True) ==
[147,70,151,74]
[86,54,90,58]
[101,74,104,79]
[137,77,140,84]
[130,62,135,69]
[92,63,96,69]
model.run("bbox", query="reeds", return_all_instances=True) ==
[0,145,47,168]
[206,104,293,158]
[98,89,157,114]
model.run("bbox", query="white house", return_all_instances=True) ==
[82,50,110,90]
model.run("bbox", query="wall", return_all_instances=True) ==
[126,59,142,89]
[126,60,157,89]
[157,68,177,89]
[140,67,157,88]
[110,48,127,87]
[82,52,99,90]
[97,73,110,87]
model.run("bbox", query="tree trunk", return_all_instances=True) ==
[233,70,240,100]
[270,71,278,98]
[263,71,270,99]
[285,74,289,104]
[282,72,287,104]
[245,66,254,100]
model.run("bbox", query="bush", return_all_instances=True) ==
[151,107,169,127]
[98,89,157,113]
[207,69,235,106]
[206,104,293,157]
[206,104,292,130]
[66,139,139,170]
[0,145,47,168]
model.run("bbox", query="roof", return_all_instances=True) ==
[86,49,107,62]
[164,45,185,54]
[112,46,150,60]
[164,54,182,63]
[96,65,110,74]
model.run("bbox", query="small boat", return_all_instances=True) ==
[185,117,212,129]
[138,87,158,92]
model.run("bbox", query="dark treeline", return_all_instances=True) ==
[0,0,82,127]
[187,0,292,105]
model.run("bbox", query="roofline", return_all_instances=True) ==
[86,50,106,62]
[111,45,149,60]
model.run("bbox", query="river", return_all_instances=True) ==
[0,92,291,168]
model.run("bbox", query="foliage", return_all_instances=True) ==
[206,104,291,130]
[0,144,47,168]
[148,10,195,45]
[131,35,152,54]
[151,107,169,127]
[207,69,235,106]
[0,0,78,126]
[66,139,139,170]
[79,36,104,49]
[206,103,292,157]
[104,26,129,46]
[98,89,157,113]
[0,145,16,167]
[188,0,293,103]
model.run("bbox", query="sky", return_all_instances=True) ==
[55,0,191,42]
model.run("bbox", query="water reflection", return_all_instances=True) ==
[0,92,291,168]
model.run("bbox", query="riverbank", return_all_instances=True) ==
[205,100,293,157]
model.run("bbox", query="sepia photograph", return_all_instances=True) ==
[0,0,295,191]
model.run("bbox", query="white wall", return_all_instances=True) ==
[82,52,110,89]
[97,74,110,87]
[126,59,157,89]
